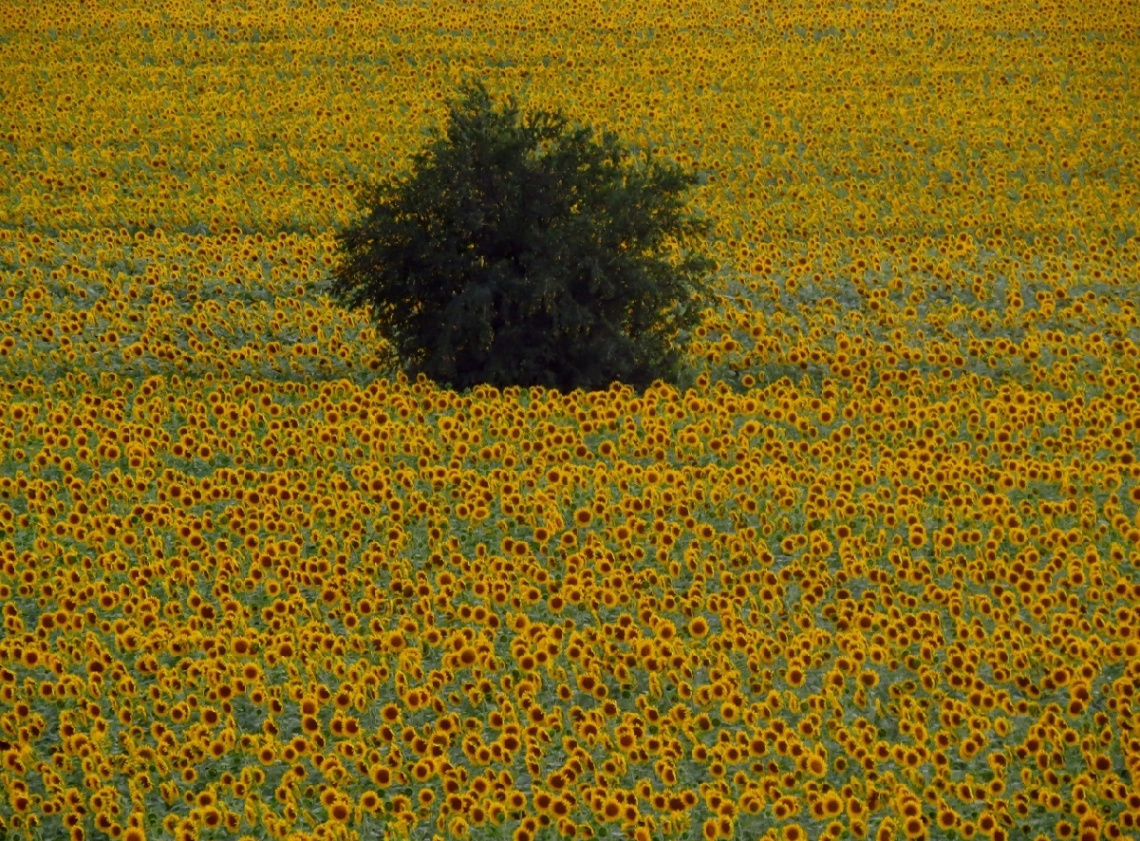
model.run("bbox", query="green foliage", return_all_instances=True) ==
[329,77,717,393]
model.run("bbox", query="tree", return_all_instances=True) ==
[328,76,717,394]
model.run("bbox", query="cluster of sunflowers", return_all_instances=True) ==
[1,0,1138,840]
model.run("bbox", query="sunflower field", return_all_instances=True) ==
[1,1,1139,840]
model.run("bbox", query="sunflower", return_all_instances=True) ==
[903,815,926,839]
[600,797,623,822]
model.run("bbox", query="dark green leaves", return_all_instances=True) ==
[328,76,716,394]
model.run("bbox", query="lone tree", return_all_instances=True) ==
[328,77,717,393]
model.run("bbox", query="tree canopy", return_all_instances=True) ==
[328,77,717,394]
